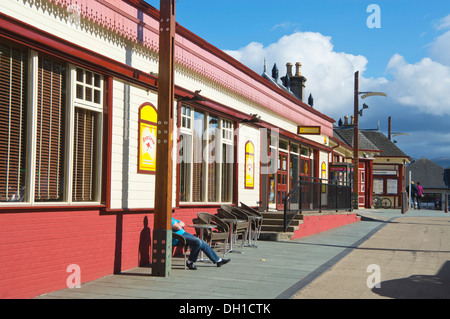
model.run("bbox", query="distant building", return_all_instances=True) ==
[333,118,411,208]
[361,129,411,208]
[333,123,380,208]
[406,157,448,210]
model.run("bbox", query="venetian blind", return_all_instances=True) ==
[72,107,98,202]
[221,120,234,202]
[35,56,66,201]
[192,111,204,202]
[207,117,218,202]
[0,43,27,202]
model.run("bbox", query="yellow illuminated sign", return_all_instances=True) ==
[245,141,254,189]
[138,103,158,174]
[298,126,321,135]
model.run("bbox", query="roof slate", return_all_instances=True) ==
[406,157,447,189]
[333,127,380,151]
[361,130,409,158]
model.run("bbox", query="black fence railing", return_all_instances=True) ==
[283,176,352,232]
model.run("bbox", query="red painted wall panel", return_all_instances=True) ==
[292,214,360,240]
[1,207,356,298]
[0,209,202,299]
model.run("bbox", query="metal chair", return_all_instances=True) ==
[217,207,244,246]
[197,212,229,256]
[172,233,188,270]
[239,202,263,243]
[220,204,249,246]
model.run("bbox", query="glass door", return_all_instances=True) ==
[276,151,288,210]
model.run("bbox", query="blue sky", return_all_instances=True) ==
[146,0,450,163]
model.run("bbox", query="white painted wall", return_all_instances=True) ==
[110,80,178,209]
[2,0,332,209]
[237,124,261,206]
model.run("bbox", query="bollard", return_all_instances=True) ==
[401,191,407,214]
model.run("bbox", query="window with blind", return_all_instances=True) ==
[35,57,66,202]
[207,116,218,202]
[0,42,28,202]
[221,119,234,202]
[192,111,204,202]
[72,108,99,202]
[71,67,103,202]
[0,41,104,206]
[178,105,234,204]
[179,105,192,202]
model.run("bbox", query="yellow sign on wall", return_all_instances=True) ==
[138,103,158,174]
[245,141,254,189]
[321,161,327,192]
[297,126,321,135]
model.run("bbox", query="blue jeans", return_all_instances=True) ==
[182,232,220,263]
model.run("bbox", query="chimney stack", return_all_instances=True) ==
[290,62,307,101]
[281,63,293,89]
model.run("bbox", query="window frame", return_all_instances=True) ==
[33,53,67,203]
[177,104,234,205]
[68,64,103,204]
[0,41,28,203]
[0,46,104,207]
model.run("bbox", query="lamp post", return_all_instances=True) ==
[352,71,386,209]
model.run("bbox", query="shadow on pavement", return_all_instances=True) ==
[372,260,450,299]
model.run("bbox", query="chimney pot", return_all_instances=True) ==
[344,116,349,125]
[295,62,302,76]
[286,62,293,77]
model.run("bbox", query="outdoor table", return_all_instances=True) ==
[221,218,246,254]
[188,223,217,262]
[246,215,263,247]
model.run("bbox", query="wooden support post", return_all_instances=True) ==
[152,0,176,277]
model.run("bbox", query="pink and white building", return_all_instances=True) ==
[0,0,358,298]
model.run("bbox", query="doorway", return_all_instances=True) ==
[359,162,366,207]
[276,151,288,210]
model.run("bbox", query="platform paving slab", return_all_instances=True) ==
[293,210,450,299]
[35,209,449,299]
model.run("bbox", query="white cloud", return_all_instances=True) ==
[429,30,450,66]
[224,31,371,117]
[434,14,450,30]
[271,22,301,32]
[224,28,450,123]
[386,54,450,116]
[222,27,450,160]
[428,14,450,66]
